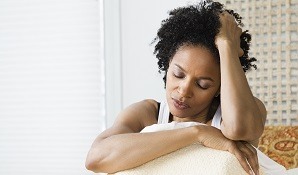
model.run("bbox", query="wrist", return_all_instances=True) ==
[216,39,243,59]
[216,39,233,51]
[192,125,207,143]
[217,43,239,60]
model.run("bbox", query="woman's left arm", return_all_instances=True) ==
[215,12,267,143]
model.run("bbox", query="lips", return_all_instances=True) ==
[172,98,190,110]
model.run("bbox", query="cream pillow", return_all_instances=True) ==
[110,122,264,175]
[111,143,264,175]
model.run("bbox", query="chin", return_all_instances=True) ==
[168,105,189,118]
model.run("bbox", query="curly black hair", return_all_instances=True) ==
[152,0,257,86]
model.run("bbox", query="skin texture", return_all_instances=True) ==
[85,4,267,175]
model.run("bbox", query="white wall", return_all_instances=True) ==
[104,0,122,128]
[120,0,197,108]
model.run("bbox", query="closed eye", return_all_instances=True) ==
[198,85,208,90]
[196,82,210,90]
[172,72,184,79]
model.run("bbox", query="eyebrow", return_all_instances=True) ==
[174,63,215,82]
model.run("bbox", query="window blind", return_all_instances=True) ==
[0,0,105,174]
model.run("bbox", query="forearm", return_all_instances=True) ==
[87,126,199,173]
[218,41,264,140]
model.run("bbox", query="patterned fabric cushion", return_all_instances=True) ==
[258,126,298,169]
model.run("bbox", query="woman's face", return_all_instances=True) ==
[166,45,221,122]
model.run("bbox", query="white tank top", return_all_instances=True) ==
[157,101,221,128]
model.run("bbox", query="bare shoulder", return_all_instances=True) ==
[95,99,159,142]
[113,99,159,133]
[254,97,267,124]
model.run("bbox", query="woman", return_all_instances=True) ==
[86,1,267,174]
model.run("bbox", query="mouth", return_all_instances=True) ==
[172,98,190,110]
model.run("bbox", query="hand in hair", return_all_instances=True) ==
[215,11,244,57]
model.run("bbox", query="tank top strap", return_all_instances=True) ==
[211,105,222,129]
[157,101,170,124]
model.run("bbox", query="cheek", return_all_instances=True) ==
[193,89,217,103]
[165,72,175,89]
[165,74,178,99]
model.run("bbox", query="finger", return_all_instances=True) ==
[239,142,259,173]
[238,48,244,57]
[220,11,236,23]
[238,142,259,175]
[228,145,253,174]
[233,149,254,174]
[244,142,260,175]
[226,12,238,25]
[237,27,242,35]
[221,11,229,16]
[237,28,244,57]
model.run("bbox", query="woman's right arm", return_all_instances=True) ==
[85,100,200,173]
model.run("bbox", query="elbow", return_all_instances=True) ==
[85,156,101,173]
[85,151,119,174]
[85,162,96,173]
[85,150,107,173]
[221,108,266,141]
[221,99,267,141]
[221,121,264,141]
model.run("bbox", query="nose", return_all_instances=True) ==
[177,79,193,98]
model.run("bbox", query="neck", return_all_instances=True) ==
[173,114,207,123]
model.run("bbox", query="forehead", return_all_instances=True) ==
[170,45,220,75]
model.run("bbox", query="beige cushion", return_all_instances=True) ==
[110,122,265,175]
[111,143,261,175]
